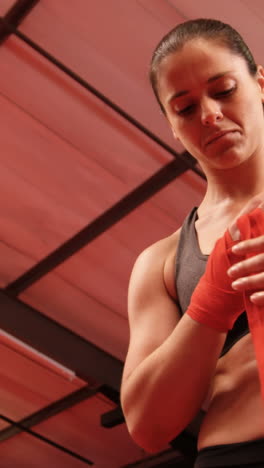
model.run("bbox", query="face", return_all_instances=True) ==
[157,39,264,172]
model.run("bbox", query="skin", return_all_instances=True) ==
[121,38,264,454]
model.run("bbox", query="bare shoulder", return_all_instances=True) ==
[122,229,181,382]
[129,229,181,309]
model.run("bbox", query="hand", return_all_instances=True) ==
[228,194,264,241]
[228,235,264,305]
[227,194,264,305]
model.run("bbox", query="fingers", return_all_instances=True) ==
[229,271,264,292]
[227,254,264,305]
[228,195,264,241]
[227,200,264,305]
[231,236,264,257]
[228,252,264,279]
[249,291,264,305]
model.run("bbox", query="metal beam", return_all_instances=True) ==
[0,413,93,465]
[0,0,39,43]
[6,158,191,296]
[101,406,124,428]
[0,384,98,442]
[0,290,123,390]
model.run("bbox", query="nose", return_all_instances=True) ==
[200,98,223,126]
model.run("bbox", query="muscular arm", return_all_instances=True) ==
[121,237,226,453]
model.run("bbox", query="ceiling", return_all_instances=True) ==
[0,1,262,466]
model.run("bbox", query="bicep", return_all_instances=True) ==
[122,248,181,384]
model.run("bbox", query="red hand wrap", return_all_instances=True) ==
[187,207,264,400]
[187,227,244,332]
[236,208,264,400]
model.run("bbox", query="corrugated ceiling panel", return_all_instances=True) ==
[21,272,129,361]
[29,395,148,468]
[0,431,88,468]
[20,172,205,360]
[167,0,264,63]
[0,341,85,429]
[18,0,185,150]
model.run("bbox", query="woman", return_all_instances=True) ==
[120,19,264,467]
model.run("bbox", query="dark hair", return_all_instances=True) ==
[150,18,257,113]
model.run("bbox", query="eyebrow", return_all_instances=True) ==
[167,72,229,103]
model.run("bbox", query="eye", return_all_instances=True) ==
[214,86,236,98]
[176,104,195,116]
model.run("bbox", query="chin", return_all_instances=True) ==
[207,144,250,170]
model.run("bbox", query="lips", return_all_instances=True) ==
[205,130,237,146]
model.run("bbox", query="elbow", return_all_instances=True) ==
[128,424,172,454]
[121,395,160,452]
[121,400,178,454]
[120,383,184,453]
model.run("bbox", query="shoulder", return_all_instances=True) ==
[129,229,181,306]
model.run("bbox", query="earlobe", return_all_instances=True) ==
[169,123,178,140]
[167,116,179,140]
[256,65,264,101]
[172,128,178,139]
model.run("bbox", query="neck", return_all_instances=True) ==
[200,153,264,208]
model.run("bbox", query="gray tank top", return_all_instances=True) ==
[175,207,249,357]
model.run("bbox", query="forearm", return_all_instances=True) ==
[121,314,226,453]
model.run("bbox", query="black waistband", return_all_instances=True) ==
[194,438,264,467]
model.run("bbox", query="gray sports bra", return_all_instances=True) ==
[175,207,249,357]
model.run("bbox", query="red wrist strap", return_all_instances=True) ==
[187,227,244,332]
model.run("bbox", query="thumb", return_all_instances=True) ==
[228,194,264,241]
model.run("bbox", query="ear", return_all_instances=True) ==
[167,119,179,140]
[256,65,264,102]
